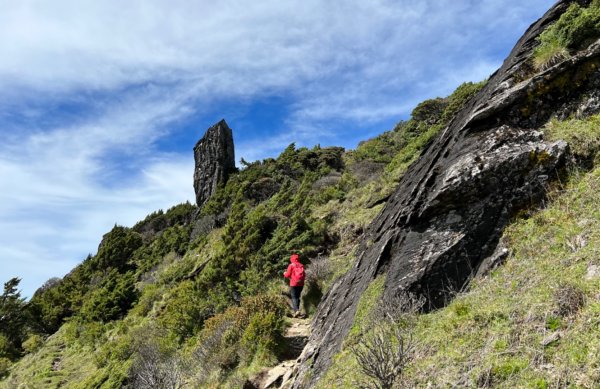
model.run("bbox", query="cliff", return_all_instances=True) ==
[291,1,600,386]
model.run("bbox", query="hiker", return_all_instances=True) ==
[283,253,305,317]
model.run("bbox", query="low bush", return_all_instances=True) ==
[351,325,414,389]
[0,357,11,378]
[554,282,586,317]
[302,256,332,315]
[21,334,44,354]
[534,0,600,69]
[533,34,570,70]
[544,113,600,162]
[192,294,287,380]
[128,342,183,389]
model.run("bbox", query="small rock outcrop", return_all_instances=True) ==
[291,1,600,387]
[193,119,236,207]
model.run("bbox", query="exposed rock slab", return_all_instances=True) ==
[291,2,600,387]
[193,119,236,207]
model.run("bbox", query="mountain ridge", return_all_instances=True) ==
[2,1,600,387]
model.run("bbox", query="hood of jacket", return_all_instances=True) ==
[290,254,300,263]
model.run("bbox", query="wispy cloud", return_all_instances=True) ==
[0,0,556,296]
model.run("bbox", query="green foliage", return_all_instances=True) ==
[441,81,486,123]
[0,358,11,379]
[239,310,284,364]
[534,0,600,69]
[545,315,562,331]
[130,224,191,274]
[201,145,344,216]
[544,113,600,162]
[80,270,138,323]
[94,334,134,368]
[490,357,529,381]
[0,278,27,360]
[133,202,196,238]
[93,226,143,271]
[350,130,404,164]
[349,276,385,340]
[533,34,570,70]
[158,280,221,342]
[129,283,163,317]
[28,205,195,335]
[411,97,448,125]
[28,271,88,335]
[276,144,344,178]
[193,294,287,376]
[65,319,107,347]
[21,334,43,354]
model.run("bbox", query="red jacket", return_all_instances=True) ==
[284,254,305,286]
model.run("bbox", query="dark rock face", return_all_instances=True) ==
[292,1,600,387]
[193,119,236,207]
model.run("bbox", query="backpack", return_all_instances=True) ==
[292,263,305,282]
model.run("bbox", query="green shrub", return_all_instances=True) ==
[0,335,10,358]
[545,315,563,331]
[131,224,191,274]
[130,283,163,317]
[440,81,486,123]
[158,280,216,342]
[534,1,600,69]
[411,98,448,125]
[193,294,287,374]
[240,310,284,364]
[0,357,11,378]
[74,320,107,347]
[79,270,138,323]
[533,34,570,70]
[544,114,600,161]
[21,334,44,354]
[0,278,27,360]
[491,357,529,381]
[93,226,143,271]
[94,335,134,368]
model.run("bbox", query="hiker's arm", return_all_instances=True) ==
[283,264,292,278]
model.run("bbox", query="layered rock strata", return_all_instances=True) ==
[292,1,600,386]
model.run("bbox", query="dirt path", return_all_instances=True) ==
[246,317,310,389]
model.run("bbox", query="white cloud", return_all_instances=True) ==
[0,0,557,296]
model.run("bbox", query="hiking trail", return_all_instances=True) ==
[246,317,310,389]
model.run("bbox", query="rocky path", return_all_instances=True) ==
[246,318,310,389]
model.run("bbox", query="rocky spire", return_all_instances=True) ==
[193,119,235,207]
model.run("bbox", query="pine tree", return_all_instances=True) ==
[0,278,27,359]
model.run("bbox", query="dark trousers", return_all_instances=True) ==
[290,285,303,312]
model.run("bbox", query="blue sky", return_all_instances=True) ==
[0,0,556,298]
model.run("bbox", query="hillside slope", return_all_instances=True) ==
[2,1,600,388]
[291,1,600,386]
[1,77,482,389]
[317,113,600,388]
